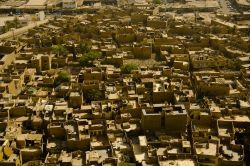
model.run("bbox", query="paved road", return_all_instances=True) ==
[217,0,238,14]
[0,19,49,40]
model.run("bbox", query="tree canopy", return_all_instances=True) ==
[79,51,100,67]
[121,63,138,74]
[3,17,20,33]
[85,89,102,103]
[52,44,69,56]
[153,0,161,4]
[79,41,91,54]
[54,70,71,86]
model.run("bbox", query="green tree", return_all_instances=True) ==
[52,45,69,57]
[153,0,161,4]
[132,76,141,83]
[121,64,138,74]
[85,89,102,103]
[54,70,71,86]
[121,154,133,163]
[79,41,91,54]
[79,51,100,67]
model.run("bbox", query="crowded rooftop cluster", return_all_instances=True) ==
[0,4,249,166]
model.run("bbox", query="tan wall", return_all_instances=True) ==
[69,96,83,108]
[0,158,21,166]
[173,61,189,70]
[83,84,99,92]
[48,126,66,138]
[154,38,180,45]
[41,56,51,71]
[21,149,42,163]
[83,72,103,81]
[116,34,135,44]
[52,57,68,68]
[187,38,210,48]
[218,159,243,166]
[121,108,141,119]
[153,91,174,104]
[198,84,230,96]
[192,59,228,69]
[169,26,196,35]
[165,114,187,131]
[133,46,152,59]
[131,14,148,24]
[31,59,41,73]
[104,57,123,67]
[67,139,90,151]
[9,107,29,117]
[147,20,167,29]
[0,46,16,54]
[142,113,161,131]
[100,31,113,38]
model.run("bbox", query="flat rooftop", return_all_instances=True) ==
[195,143,217,156]
[159,159,196,166]
[25,0,47,6]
